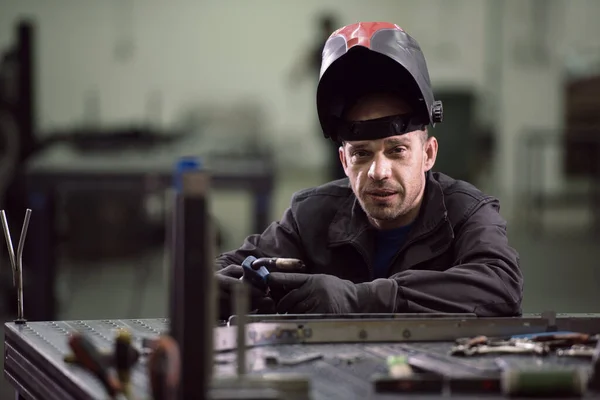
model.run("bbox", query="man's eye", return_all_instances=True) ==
[391,147,406,154]
[353,151,369,158]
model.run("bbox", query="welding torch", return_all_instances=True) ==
[239,256,305,294]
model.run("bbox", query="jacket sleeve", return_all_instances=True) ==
[357,199,523,316]
[216,207,306,270]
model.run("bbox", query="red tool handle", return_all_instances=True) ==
[68,332,122,396]
[148,335,181,400]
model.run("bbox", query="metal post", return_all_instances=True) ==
[234,282,250,377]
[169,158,215,400]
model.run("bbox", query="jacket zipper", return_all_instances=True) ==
[341,212,449,281]
[384,212,448,276]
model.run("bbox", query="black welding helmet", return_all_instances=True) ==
[317,22,443,143]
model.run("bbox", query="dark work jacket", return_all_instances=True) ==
[217,171,523,317]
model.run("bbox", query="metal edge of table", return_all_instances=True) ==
[4,326,93,400]
[4,342,73,400]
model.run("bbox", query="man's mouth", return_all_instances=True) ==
[367,190,397,198]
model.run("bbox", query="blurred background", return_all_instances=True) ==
[1,0,600,396]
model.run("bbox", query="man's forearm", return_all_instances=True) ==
[355,279,397,313]
[359,261,522,316]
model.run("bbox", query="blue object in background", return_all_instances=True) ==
[173,156,202,193]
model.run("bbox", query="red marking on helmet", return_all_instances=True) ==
[330,22,404,50]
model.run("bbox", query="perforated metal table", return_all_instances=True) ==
[4,314,600,399]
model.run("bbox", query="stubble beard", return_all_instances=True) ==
[360,194,407,221]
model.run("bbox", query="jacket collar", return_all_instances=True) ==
[327,171,450,246]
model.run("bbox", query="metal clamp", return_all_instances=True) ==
[1,208,31,324]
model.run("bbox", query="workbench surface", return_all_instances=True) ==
[4,315,600,399]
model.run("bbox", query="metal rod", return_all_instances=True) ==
[234,282,250,377]
[170,160,213,400]
[0,210,17,284]
[15,209,31,322]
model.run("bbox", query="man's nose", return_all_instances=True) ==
[368,154,392,181]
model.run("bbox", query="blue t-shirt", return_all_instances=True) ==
[372,225,412,279]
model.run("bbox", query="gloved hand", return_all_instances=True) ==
[216,265,274,320]
[267,273,368,314]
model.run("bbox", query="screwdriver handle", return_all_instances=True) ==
[114,329,139,397]
[147,335,181,400]
[68,332,122,397]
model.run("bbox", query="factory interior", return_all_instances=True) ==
[1,0,600,398]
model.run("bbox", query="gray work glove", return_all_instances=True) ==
[216,265,274,320]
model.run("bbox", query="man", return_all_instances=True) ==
[216,22,523,319]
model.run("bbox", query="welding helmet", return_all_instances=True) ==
[316,22,443,143]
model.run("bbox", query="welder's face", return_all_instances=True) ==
[339,93,438,229]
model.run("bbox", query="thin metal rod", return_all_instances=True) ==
[15,209,31,321]
[0,210,17,284]
[234,281,249,377]
[17,209,31,269]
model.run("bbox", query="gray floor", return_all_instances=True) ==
[2,169,599,398]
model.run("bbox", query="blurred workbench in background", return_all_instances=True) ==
[21,133,275,322]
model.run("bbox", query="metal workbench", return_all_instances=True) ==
[4,313,600,399]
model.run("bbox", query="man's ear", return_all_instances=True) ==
[338,143,349,174]
[424,136,438,171]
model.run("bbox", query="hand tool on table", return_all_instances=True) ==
[147,335,181,400]
[520,332,598,350]
[65,330,141,367]
[239,256,306,294]
[114,329,139,398]
[457,332,596,346]
[452,342,549,356]
[1,208,31,324]
[453,332,598,357]
[64,351,112,365]
[67,332,124,399]
[455,335,488,348]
